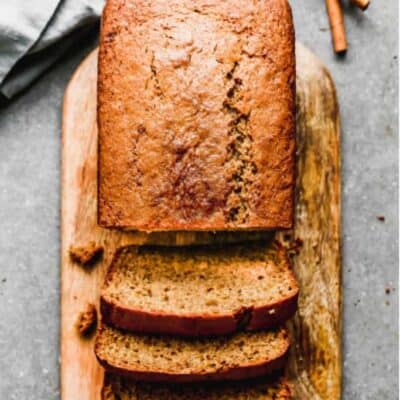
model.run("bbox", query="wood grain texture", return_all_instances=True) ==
[286,43,342,400]
[61,43,341,400]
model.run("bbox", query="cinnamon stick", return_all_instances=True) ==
[351,0,370,11]
[325,0,347,53]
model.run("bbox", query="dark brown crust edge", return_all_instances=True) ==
[97,222,294,232]
[96,2,106,230]
[95,339,290,383]
[100,292,298,337]
[100,244,299,336]
[287,0,297,233]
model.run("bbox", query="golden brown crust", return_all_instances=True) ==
[98,0,295,231]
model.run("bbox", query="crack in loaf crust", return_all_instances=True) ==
[98,0,295,231]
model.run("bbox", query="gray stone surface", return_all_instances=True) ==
[0,2,397,399]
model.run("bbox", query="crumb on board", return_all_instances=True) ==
[283,233,292,242]
[376,216,385,222]
[76,303,97,337]
[287,238,304,257]
[69,242,104,267]
[385,287,391,295]
[278,234,304,256]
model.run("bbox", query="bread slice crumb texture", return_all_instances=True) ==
[95,324,290,381]
[102,243,298,316]
[102,373,292,399]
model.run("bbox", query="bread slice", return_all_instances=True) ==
[95,324,290,383]
[100,243,298,336]
[102,373,292,399]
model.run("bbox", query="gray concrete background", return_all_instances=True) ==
[0,1,398,399]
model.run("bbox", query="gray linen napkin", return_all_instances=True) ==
[0,0,104,101]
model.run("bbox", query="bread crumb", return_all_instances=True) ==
[385,287,391,295]
[69,242,103,267]
[280,236,304,256]
[76,303,97,337]
[376,216,385,222]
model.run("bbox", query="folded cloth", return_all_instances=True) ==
[0,0,104,101]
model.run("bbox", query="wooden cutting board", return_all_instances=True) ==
[61,43,341,400]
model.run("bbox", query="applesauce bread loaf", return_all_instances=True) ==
[101,242,298,336]
[95,324,290,382]
[98,0,296,231]
[102,373,292,399]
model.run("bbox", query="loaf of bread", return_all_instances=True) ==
[102,373,292,399]
[98,0,295,231]
[101,243,298,336]
[95,324,290,382]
